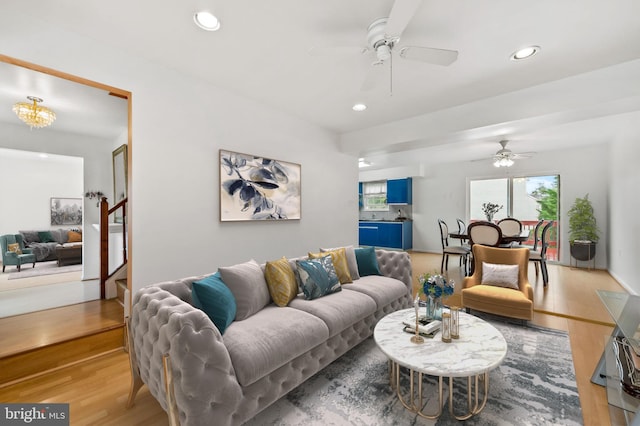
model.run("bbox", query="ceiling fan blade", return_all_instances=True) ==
[385,0,422,39]
[361,61,388,92]
[308,45,368,56]
[399,46,458,66]
[512,152,536,159]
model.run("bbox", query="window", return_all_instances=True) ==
[362,181,389,211]
[469,175,559,261]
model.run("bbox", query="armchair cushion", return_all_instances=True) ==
[481,262,519,290]
[8,243,22,254]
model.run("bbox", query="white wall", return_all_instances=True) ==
[388,144,609,270]
[608,112,640,295]
[0,12,359,293]
[0,148,83,232]
[0,122,114,279]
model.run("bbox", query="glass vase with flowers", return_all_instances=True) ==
[418,272,455,321]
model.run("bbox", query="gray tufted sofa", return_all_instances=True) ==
[128,249,412,426]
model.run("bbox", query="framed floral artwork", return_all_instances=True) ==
[220,149,301,221]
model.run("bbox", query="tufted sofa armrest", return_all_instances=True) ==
[375,249,412,294]
[130,285,243,426]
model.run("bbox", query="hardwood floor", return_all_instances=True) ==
[0,252,632,425]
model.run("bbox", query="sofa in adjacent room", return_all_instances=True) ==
[19,229,83,264]
[128,246,412,426]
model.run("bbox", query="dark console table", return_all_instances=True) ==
[55,246,82,267]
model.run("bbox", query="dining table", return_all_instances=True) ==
[448,229,530,245]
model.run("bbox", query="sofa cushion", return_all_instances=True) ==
[321,245,360,281]
[223,305,330,387]
[344,275,409,309]
[288,289,377,337]
[67,230,82,243]
[192,272,237,334]
[309,248,352,284]
[37,231,56,243]
[296,257,341,300]
[354,246,381,276]
[481,262,519,290]
[219,259,272,321]
[20,231,40,245]
[264,256,298,307]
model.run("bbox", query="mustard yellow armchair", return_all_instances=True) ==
[461,245,533,321]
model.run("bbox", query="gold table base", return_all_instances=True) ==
[388,360,490,420]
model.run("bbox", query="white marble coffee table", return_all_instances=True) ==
[373,308,507,420]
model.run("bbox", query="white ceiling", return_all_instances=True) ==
[2,0,640,167]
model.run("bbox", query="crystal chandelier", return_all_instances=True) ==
[13,96,56,129]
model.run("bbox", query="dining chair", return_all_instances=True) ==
[497,218,523,237]
[437,219,470,275]
[456,218,470,248]
[467,221,503,274]
[515,219,544,250]
[529,220,555,287]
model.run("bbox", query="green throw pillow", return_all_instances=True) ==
[354,246,381,276]
[37,231,56,243]
[192,272,237,335]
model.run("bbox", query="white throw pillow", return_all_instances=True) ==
[481,262,519,290]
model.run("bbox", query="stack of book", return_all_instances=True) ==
[402,315,441,338]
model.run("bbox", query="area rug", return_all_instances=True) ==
[245,318,582,426]
[5,261,81,282]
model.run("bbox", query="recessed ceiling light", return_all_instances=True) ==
[352,103,367,112]
[510,45,540,61]
[194,11,221,31]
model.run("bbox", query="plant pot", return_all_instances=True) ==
[570,241,597,261]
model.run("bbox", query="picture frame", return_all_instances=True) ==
[50,197,82,226]
[220,149,301,222]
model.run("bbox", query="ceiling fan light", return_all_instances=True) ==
[510,45,540,61]
[376,44,391,61]
[194,11,221,31]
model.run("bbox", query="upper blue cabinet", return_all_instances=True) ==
[386,178,412,205]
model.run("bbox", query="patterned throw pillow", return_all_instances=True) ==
[264,257,298,307]
[192,272,237,334]
[8,243,22,255]
[296,256,341,300]
[309,248,352,284]
[481,262,519,290]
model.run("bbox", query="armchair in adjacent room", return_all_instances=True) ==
[461,245,533,321]
[1,234,36,272]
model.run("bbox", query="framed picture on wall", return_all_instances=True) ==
[50,198,82,226]
[219,149,301,222]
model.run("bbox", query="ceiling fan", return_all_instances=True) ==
[491,140,534,167]
[309,0,458,93]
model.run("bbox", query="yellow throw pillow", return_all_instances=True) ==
[264,257,298,307]
[8,243,22,254]
[68,231,82,243]
[309,248,353,284]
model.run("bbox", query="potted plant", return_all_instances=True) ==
[567,194,599,261]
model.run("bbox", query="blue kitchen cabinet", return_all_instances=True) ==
[358,221,412,249]
[386,178,412,205]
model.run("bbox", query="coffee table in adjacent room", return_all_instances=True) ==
[373,308,507,420]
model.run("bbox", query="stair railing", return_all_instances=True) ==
[99,196,128,299]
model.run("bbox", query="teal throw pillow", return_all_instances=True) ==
[354,246,381,276]
[192,272,237,334]
[296,256,341,300]
[38,231,56,243]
